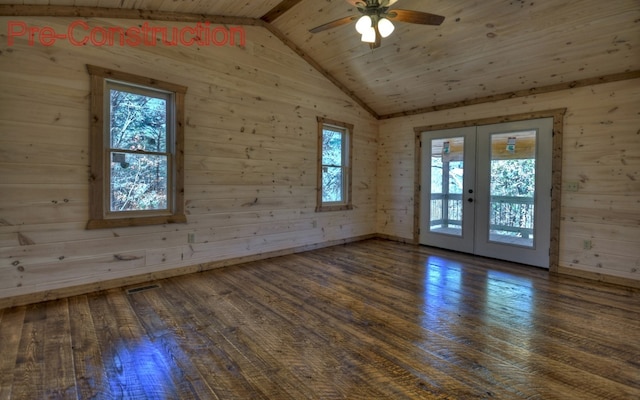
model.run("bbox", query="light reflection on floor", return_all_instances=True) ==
[416,254,539,388]
[420,256,463,328]
[105,338,179,399]
[420,255,536,340]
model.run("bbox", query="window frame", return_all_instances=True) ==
[316,117,354,212]
[86,65,187,229]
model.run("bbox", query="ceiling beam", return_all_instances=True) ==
[260,0,304,23]
[380,70,640,120]
[0,5,261,25]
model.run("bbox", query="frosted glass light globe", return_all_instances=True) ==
[378,18,395,38]
[361,26,376,43]
[355,15,372,34]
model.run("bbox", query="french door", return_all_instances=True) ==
[419,118,553,268]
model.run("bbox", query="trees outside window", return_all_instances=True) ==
[109,86,169,212]
[316,117,353,212]
[86,65,187,229]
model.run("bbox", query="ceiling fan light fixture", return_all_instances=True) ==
[377,17,395,38]
[355,15,372,34]
[361,26,376,43]
[308,2,445,49]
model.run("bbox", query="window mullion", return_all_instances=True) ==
[111,149,168,157]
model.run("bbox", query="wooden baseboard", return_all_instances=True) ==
[0,234,376,310]
[2,234,637,309]
[555,266,640,290]
[379,236,640,290]
[375,233,417,245]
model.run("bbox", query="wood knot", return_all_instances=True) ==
[114,254,143,261]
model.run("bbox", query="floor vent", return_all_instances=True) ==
[126,284,160,295]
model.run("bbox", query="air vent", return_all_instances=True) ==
[126,284,160,295]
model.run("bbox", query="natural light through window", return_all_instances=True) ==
[316,117,353,212]
[86,65,187,229]
[109,85,170,212]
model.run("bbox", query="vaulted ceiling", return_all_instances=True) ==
[2,0,639,119]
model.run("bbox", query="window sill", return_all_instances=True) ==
[86,214,187,229]
[315,204,353,212]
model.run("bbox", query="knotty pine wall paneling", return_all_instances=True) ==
[377,79,640,285]
[0,17,378,306]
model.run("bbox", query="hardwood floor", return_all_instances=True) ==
[1,239,639,399]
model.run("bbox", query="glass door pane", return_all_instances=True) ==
[422,119,552,268]
[475,118,552,268]
[420,127,475,254]
[429,137,465,236]
[488,131,536,247]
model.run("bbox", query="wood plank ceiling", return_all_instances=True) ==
[2,0,639,118]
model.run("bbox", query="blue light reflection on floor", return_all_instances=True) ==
[420,256,463,328]
[420,256,536,332]
[105,337,179,399]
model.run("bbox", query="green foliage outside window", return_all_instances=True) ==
[490,159,536,197]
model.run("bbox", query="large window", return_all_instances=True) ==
[316,117,353,212]
[86,65,187,229]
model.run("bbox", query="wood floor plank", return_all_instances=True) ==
[126,285,235,399]
[234,258,497,398]
[0,306,26,399]
[171,272,320,399]
[258,257,541,398]
[0,238,638,399]
[211,269,399,399]
[10,303,47,400]
[339,242,640,397]
[42,299,77,399]
[88,290,182,399]
[68,295,115,399]
[141,276,292,399]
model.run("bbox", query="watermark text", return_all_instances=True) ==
[7,20,245,47]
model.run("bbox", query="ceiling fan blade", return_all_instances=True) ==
[309,15,358,33]
[388,9,445,25]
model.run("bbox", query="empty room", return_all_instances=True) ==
[0,0,638,398]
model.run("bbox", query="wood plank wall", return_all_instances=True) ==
[0,17,378,306]
[377,79,640,285]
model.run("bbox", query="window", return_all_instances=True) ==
[316,117,353,212]
[86,65,187,229]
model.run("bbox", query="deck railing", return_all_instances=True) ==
[430,193,534,237]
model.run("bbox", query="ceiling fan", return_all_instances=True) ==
[309,0,445,49]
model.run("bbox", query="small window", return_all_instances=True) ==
[86,65,187,229]
[316,117,353,212]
